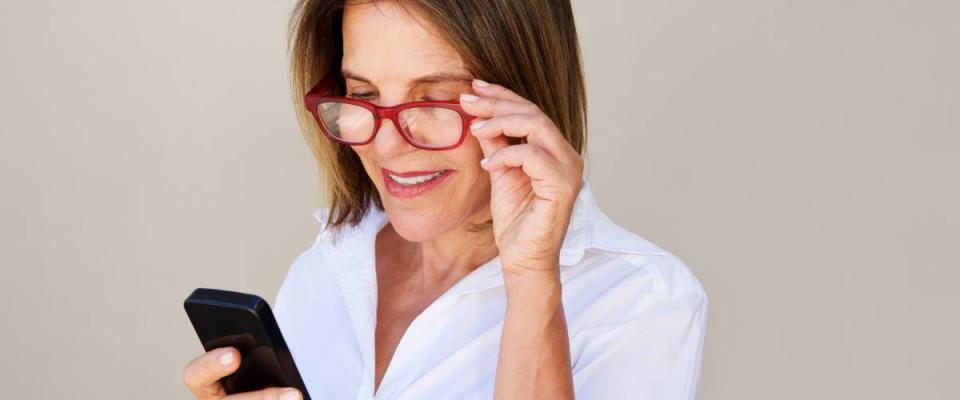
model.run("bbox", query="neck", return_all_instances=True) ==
[377,207,498,289]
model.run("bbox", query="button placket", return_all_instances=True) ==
[373,293,458,399]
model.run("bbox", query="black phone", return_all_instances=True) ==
[183,288,311,399]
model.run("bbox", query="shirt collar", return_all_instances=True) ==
[311,180,666,296]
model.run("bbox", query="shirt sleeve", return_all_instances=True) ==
[570,254,709,400]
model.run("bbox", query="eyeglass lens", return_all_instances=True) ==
[317,101,462,148]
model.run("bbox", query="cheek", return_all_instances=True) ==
[461,135,486,160]
[351,147,379,182]
[448,139,491,205]
[352,145,373,160]
[453,137,485,175]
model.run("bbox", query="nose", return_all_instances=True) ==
[371,114,415,156]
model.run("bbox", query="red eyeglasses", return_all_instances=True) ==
[304,73,477,150]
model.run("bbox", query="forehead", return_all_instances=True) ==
[341,2,466,81]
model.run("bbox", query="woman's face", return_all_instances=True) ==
[341,2,490,242]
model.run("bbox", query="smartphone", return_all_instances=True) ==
[183,288,311,399]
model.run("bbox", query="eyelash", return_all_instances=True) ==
[347,92,447,102]
[349,92,375,100]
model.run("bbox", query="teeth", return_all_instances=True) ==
[389,171,445,186]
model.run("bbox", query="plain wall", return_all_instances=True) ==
[0,0,956,398]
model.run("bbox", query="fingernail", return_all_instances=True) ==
[473,79,490,87]
[480,157,489,165]
[219,350,234,366]
[280,389,301,400]
[460,93,479,103]
[471,120,486,132]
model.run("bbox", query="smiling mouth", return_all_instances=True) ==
[380,167,453,198]
[386,170,448,186]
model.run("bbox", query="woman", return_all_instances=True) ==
[183,0,708,399]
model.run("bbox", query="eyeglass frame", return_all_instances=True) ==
[303,72,478,151]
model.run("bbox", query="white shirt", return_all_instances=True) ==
[274,181,709,399]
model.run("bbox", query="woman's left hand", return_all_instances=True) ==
[459,79,584,282]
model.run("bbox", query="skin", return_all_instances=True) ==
[342,1,499,285]
[183,2,582,399]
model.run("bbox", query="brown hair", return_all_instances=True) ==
[287,0,587,235]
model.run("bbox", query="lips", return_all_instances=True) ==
[380,167,453,199]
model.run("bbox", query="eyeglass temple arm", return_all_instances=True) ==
[306,72,340,97]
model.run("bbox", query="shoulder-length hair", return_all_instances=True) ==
[287,0,587,235]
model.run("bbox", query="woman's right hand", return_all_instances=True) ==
[183,346,302,400]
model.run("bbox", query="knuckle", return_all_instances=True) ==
[521,116,537,134]
[509,144,526,157]
[182,364,201,390]
[182,366,193,388]
[527,102,543,115]
[528,144,544,158]
[488,149,504,163]
[536,115,553,130]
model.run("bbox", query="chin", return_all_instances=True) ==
[384,206,448,243]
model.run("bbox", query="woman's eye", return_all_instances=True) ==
[349,92,375,100]
[346,92,451,101]
[421,94,453,102]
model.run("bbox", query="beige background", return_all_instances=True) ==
[1,0,957,399]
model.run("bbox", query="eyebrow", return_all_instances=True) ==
[340,69,473,86]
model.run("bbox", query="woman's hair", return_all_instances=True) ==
[287,0,587,235]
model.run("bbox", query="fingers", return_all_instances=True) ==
[462,79,584,199]
[221,387,303,400]
[459,92,539,119]
[470,79,533,104]
[183,347,240,399]
[475,131,510,160]
[481,144,568,194]
[183,347,304,400]
[460,80,578,166]
[470,113,571,162]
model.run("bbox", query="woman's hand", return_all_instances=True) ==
[459,79,584,282]
[183,347,303,400]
